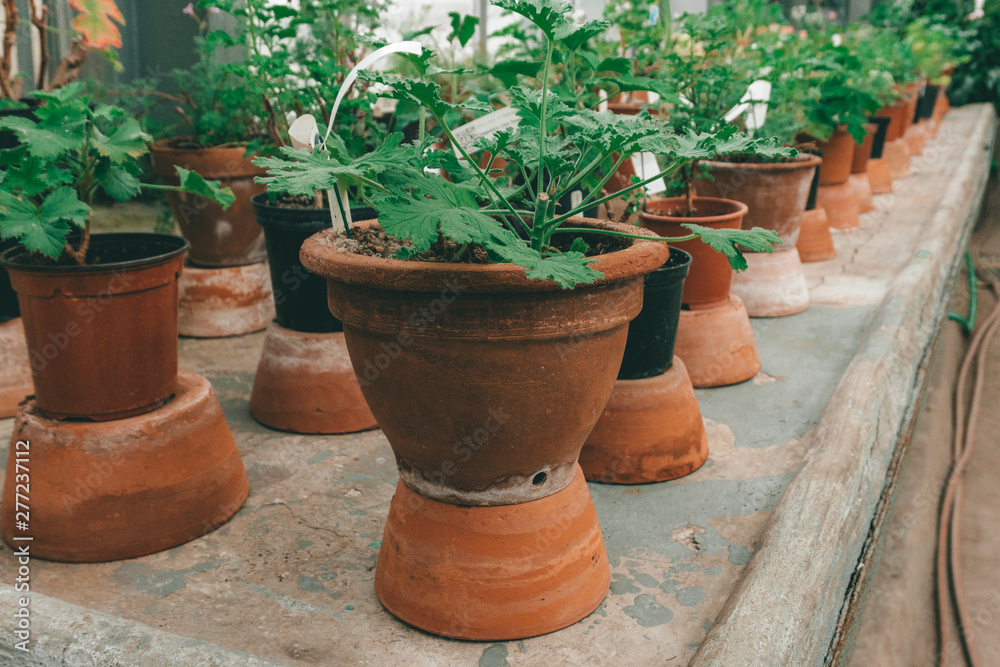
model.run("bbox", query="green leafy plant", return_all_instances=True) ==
[0,83,234,264]
[256,0,787,288]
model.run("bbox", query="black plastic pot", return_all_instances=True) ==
[917,84,940,121]
[804,149,823,211]
[617,247,691,380]
[869,116,892,160]
[252,194,377,333]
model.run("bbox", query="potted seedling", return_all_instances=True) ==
[0,83,234,421]
[144,0,276,267]
[261,0,779,641]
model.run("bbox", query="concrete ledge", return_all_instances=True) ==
[692,105,997,665]
[0,587,282,666]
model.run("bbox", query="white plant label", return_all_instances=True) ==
[723,79,771,133]
[598,89,608,113]
[288,114,320,150]
[630,152,666,194]
[450,107,521,158]
[317,40,423,231]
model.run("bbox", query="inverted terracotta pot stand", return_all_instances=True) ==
[1,371,249,562]
[731,249,810,317]
[580,357,707,484]
[178,261,274,338]
[850,124,877,214]
[883,138,911,180]
[817,181,861,231]
[675,295,761,388]
[0,318,32,418]
[249,323,376,434]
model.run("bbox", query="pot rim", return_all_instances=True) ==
[639,196,749,225]
[300,217,670,294]
[149,137,265,179]
[0,233,190,275]
[700,153,822,172]
[251,192,377,217]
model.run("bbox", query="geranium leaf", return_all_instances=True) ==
[175,167,236,210]
[92,117,150,163]
[493,0,571,39]
[683,224,782,271]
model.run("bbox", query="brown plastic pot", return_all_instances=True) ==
[816,127,856,185]
[1,234,188,421]
[876,100,910,142]
[851,124,877,174]
[300,218,669,507]
[149,138,267,267]
[639,197,746,310]
[693,155,821,250]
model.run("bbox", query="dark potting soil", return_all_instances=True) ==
[267,193,322,209]
[324,224,631,264]
[717,152,805,165]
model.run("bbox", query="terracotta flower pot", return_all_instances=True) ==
[177,261,274,338]
[150,138,267,268]
[675,294,761,387]
[851,124,877,174]
[639,197,747,310]
[850,173,875,213]
[693,155,822,250]
[817,181,862,231]
[0,318,32,418]
[302,218,668,505]
[301,218,667,639]
[1,234,188,421]
[816,128,856,185]
[731,249,810,317]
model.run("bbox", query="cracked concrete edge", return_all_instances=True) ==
[691,104,998,667]
[0,585,290,667]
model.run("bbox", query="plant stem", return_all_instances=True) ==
[536,39,554,204]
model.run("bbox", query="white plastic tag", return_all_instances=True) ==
[598,89,608,113]
[630,153,666,194]
[723,80,771,133]
[318,40,423,231]
[289,114,320,150]
[449,107,521,158]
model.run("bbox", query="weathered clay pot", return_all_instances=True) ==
[868,158,894,194]
[303,218,666,639]
[0,318,32,418]
[249,323,376,434]
[581,357,707,484]
[1,234,188,421]
[850,173,875,213]
[818,181,862,231]
[816,127,856,185]
[884,137,911,180]
[375,466,609,640]
[693,155,822,250]
[639,197,747,310]
[797,207,836,263]
[178,261,274,338]
[851,124,877,174]
[150,138,266,267]
[301,218,669,506]
[1,371,249,562]
[675,294,761,387]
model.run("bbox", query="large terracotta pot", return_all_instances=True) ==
[0,234,188,421]
[150,138,267,267]
[639,197,747,310]
[851,124,877,174]
[301,218,669,506]
[692,155,821,250]
[816,127,856,185]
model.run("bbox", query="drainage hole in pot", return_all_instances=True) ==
[532,472,547,486]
